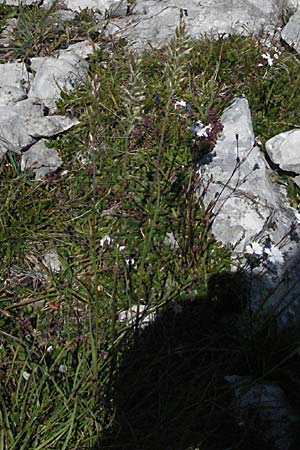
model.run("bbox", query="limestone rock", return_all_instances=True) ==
[0,61,32,106]
[59,40,100,59]
[198,97,281,252]
[21,138,63,180]
[0,85,27,107]
[29,115,80,139]
[41,248,62,272]
[28,52,88,113]
[108,0,285,51]
[0,99,45,155]
[0,98,79,158]
[281,7,300,53]
[265,129,300,173]
[197,97,300,326]
[286,0,300,9]
[225,375,296,450]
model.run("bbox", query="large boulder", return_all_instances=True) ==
[198,97,300,326]
[265,129,300,173]
[108,0,286,50]
[281,7,300,53]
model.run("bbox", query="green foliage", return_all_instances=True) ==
[1,10,300,450]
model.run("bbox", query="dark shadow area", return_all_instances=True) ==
[95,270,300,450]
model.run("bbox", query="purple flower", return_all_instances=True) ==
[86,164,93,177]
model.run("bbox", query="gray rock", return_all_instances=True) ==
[286,0,300,9]
[0,97,79,159]
[265,129,300,173]
[21,138,63,179]
[281,7,300,53]
[0,85,27,106]
[41,248,62,272]
[30,115,80,139]
[118,304,156,329]
[108,0,285,51]
[225,375,296,450]
[59,40,100,59]
[0,98,44,155]
[28,52,88,113]
[0,61,32,106]
[198,97,280,252]
[197,97,300,326]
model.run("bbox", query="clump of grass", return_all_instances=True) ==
[1,10,300,450]
[0,3,18,34]
[0,1,105,62]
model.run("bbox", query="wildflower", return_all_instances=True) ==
[152,93,161,105]
[175,100,187,109]
[19,316,30,332]
[22,371,30,381]
[100,235,112,247]
[86,164,93,177]
[189,110,223,147]
[175,100,193,115]
[261,52,274,66]
[59,364,66,373]
[245,241,264,256]
[264,246,284,265]
[126,257,135,267]
[189,121,212,138]
[245,241,284,265]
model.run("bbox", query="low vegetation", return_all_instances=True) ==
[1,2,300,449]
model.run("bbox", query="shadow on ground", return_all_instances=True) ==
[94,270,300,450]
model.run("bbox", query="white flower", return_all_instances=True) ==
[59,364,66,373]
[22,371,30,381]
[100,235,112,247]
[196,124,212,138]
[264,246,284,265]
[189,121,212,138]
[47,345,53,353]
[175,100,187,109]
[126,257,135,267]
[245,242,264,256]
[262,52,274,66]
